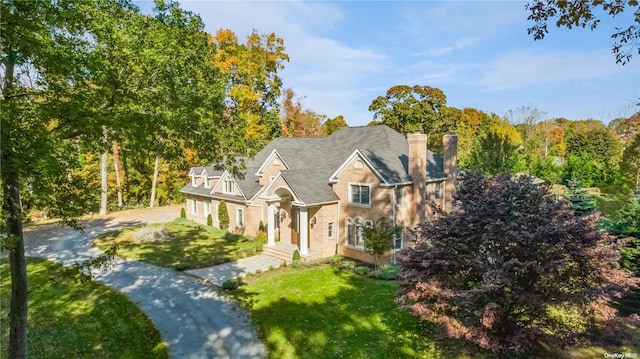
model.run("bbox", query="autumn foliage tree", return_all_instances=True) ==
[398,173,635,355]
[368,85,449,137]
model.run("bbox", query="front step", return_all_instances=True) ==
[262,244,323,263]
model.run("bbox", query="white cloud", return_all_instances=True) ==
[177,0,389,125]
[478,49,629,90]
[414,37,479,57]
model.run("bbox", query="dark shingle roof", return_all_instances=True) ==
[184,125,449,205]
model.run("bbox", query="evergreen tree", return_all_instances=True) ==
[218,200,229,230]
[565,177,596,217]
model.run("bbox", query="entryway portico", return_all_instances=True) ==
[264,187,309,256]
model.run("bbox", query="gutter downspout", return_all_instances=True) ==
[392,185,397,265]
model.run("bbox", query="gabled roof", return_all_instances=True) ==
[184,125,449,205]
[189,166,224,177]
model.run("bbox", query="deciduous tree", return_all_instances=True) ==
[368,85,449,138]
[1,1,237,356]
[363,217,399,270]
[526,0,640,64]
[398,173,635,355]
[322,115,348,136]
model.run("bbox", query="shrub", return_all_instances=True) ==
[338,260,356,271]
[292,249,301,261]
[291,260,302,268]
[207,214,212,227]
[174,260,189,271]
[354,266,371,276]
[180,207,186,219]
[256,231,267,244]
[398,173,636,356]
[258,220,265,232]
[218,200,229,230]
[222,279,239,290]
[255,241,263,252]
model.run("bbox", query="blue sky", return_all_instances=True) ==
[153,1,639,125]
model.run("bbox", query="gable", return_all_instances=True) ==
[329,149,389,185]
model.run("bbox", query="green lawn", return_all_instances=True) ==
[0,258,168,359]
[93,219,258,270]
[231,264,640,359]
[230,265,480,359]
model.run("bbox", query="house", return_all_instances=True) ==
[180,125,457,264]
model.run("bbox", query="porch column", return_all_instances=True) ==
[299,207,309,255]
[267,202,276,246]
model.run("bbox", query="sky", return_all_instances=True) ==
[143,1,639,126]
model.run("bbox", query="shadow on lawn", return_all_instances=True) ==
[93,222,256,270]
[231,267,480,359]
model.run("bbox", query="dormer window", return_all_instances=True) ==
[224,177,234,194]
[191,174,196,186]
[204,174,210,189]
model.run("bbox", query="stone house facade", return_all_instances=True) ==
[181,125,457,264]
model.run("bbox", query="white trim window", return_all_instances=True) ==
[435,182,442,200]
[349,184,370,206]
[213,203,218,225]
[191,199,198,215]
[204,174,210,189]
[327,222,335,238]
[393,229,404,251]
[203,201,210,216]
[347,217,371,249]
[236,208,244,228]
[346,218,354,246]
[191,174,197,186]
[224,178,234,194]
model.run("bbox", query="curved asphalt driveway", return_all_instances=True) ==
[23,206,266,359]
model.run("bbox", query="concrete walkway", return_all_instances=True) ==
[187,255,283,287]
[23,206,266,359]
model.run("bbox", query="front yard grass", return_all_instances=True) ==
[93,218,258,270]
[0,258,168,359]
[230,265,481,359]
[231,264,640,359]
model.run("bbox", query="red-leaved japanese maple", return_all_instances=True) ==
[398,173,636,355]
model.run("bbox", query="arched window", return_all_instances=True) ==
[355,217,365,248]
[354,160,364,169]
[346,218,354,246]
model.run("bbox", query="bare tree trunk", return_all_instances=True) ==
[100,127,108,215]
[4,171,28,359]
[149,156,159,208]
[100,150,108,215]
[113,142,123,209]
[3,52,28,359]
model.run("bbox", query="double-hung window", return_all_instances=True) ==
[191,199,198,215]
[204,174,210,189]
[435,182,442,199]
[203,201,210,216]
[350,184,370,206]
[236,208,244,228]
[224,178,234,194]
[327,222,335,238]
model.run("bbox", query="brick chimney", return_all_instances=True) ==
[408,132,427,224]
[443,133,458,211]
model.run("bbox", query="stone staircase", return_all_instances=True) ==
[262,242,324,263]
